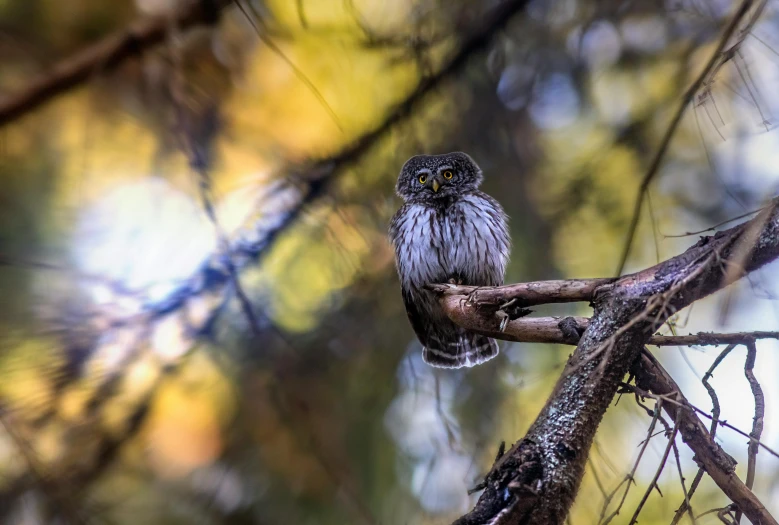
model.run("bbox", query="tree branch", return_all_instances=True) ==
[446,200,779,524]
[615,0,760,275]
[0,2,537,510]
[632,352,776,525]
[427,278,615,307]
[53,0,534,329]
[437,308,779,347]
[0,0,232,127]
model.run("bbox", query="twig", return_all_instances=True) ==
[626,381,779,461]
[663,207,764,238]
[232,0,343,131]
[734,340,765,524]
[633,353,777,525]
[628,421,680,525]
[671,344,736,524]
[166,12,265,338]
[615,0,758,275]
[671,430,697,525]
[649,332,779,346]
[599,399,663,525]
[689,405,779,459]
[435,306,779,348]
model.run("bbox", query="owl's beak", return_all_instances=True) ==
[431,178,441,192]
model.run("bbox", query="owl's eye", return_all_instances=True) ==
[418,175,427,184]
[443,170,453,179]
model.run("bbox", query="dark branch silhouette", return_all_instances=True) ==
[0,0,232,127]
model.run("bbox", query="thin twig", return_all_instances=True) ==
[232,0,343,131]
[600,399,663,525]
[663,207,764,238]
[628,421,679,525]
[632,352,777,525]
[628,382,779,461]
[671,343,736,524]
[438,302,779,347]
[671,432,697,525]
[616,0,757,275]
[735,340,765,524]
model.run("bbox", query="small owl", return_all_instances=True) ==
[389,152,510,368]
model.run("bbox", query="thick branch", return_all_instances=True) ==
[449,201,779,524]
[0,0,232,127]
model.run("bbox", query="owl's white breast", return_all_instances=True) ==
[391,194,508,289]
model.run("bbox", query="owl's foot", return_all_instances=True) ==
[455,285,480,313]
[447,278,463,285]
[465,287,483,307]
[497,299,533,331]
[497,299,517,332]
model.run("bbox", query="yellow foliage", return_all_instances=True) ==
[0,337,63,420]
[260,205,375,332]
[143,352,235,478]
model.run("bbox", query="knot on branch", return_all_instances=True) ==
[455,440,543,525]
[557,317,586,344]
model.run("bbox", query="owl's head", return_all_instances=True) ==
[396,152,484,201]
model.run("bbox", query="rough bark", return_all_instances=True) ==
[633,352,777,525]
[447,201,779,525]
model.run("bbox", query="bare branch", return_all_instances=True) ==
[427,278,615,307]
[734,340,765,523]
[671,343,736,524]
[616,0,760,275]
[449,200,779,524]
[434,306,779,348]
[628,420,679,525]
[0,0,232,127]
[649,332,779,346]
[633,353,777,525]
[599,399,663,524]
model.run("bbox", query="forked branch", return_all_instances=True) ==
[443,200,779,525]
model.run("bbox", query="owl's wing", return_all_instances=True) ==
[387,203,409,245]
[400,287,431,345]
[402,286,499,368]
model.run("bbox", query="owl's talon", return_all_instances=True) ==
[458,295,472,313]
[465,287,483,307]
[498,312,509,332]
[499,298,517,311]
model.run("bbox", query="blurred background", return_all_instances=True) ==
[1,0,778,523]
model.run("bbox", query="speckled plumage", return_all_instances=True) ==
[389,152,510,368]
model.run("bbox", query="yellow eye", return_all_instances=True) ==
[418,175,427,184]
[443,170,453,179]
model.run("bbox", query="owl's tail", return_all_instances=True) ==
[423,332,499,368]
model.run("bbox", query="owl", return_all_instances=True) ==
[389,152,510,368]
